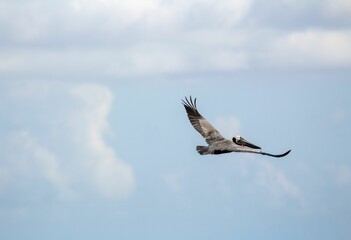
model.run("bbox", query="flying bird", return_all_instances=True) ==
[182,96,291,158]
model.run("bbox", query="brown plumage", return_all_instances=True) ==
[182,96,225,145]
[182,96,291,158]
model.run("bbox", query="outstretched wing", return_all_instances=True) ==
[182,96,225,144]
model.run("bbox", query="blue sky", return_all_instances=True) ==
[1,1,351,239]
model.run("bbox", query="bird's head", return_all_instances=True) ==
[232,135,241,144]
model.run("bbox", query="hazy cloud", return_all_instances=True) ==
[256,161,304,206]
[219,157,305,207]
[11,131,76,199]
[214,116,241,139]
[0,81,134,201]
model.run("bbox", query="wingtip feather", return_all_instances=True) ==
[182,95,198,110]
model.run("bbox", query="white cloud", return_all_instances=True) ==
[0,0,350,79]
[15,131,76,199]
[0,0,252,78]
[219,157,304,206]
[256,161,304,205]
[0,81,134,201]
[70,0,173,25]
[265,30,351,68]
[214,116,241,139]
[0,35,249,77]
[68,84,135,198]
[70,0,252,28]
[325,0,351,16]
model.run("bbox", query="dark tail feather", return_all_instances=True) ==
[196,146,209,155]
[260,150,291,158]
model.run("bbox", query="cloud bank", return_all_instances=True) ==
[1,0,349,79]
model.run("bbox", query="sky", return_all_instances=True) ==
[0,0,351,239]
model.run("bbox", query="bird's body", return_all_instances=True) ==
[197,140,260,155]
[182,96,290,158]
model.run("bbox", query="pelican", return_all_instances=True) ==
[182,96,291,158]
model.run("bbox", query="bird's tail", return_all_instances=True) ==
[196,146,210,155]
